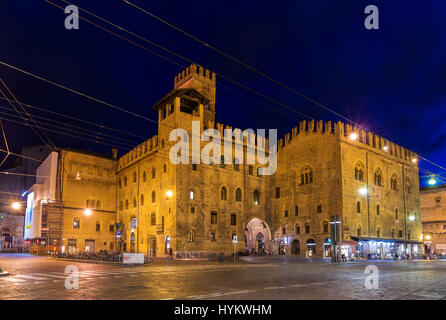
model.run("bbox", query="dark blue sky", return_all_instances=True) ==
[1,1,446,185]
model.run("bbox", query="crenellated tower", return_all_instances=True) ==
[174,64,216,125]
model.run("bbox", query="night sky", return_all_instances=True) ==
[1,1,446,186]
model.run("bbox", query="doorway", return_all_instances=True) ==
[291,239,300,256]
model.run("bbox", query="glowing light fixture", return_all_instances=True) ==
[84,209,92,216]
[428,176,437,185]
[408,215,415,221]
[166,190,173,198]
[359,187,368,196]
[412,158,417,164]
[383,146,388,152]
[425,235,431,241]
[349,132,358,141]
[12,202,21,210]
[75,171,81,181]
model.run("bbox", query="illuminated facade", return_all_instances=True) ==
[24,150,118,254]
[22,64,422,258]
[420,184,446,255]
[116,64,423,258]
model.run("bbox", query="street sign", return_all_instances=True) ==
[116,230,121,239]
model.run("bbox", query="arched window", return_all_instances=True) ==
[253,190,260,205]
[132,172,137,183]
[91,200,96,208]
[73,218,80,229]
[356,201,361,213]
[233,158,240,171]
[96,201,100,209]
[323,221,329,233]
[189,190,195,200]
[300,166,313,185]
[295,205,299,216]
[140,194,144,206]
[376,204,380,215]
[295,224,301,234]
[142,171,147,182]
[163,164,167,173]
[376,227,381,238]
[355,162,365,182]
[357,225,361,236]
[221,186,227,200]
[86,200,90,208]
[150,213,156,226]
[275,187,280,198]
[151,191,156,203]
[374,168,383,186]
[123,176,127,187]
[125,200,129,210]
[151,167,156,179]
[248,165,253,175]
[189,230,195,242]
[119,178,122,189]
[235,188,242,202]
[119,201,123,210]
[391,174,398,190]
[305,223,310,234]
[133,198,137,208]
[395,208,399,220]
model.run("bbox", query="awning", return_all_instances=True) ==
[341,241,359,246]
[351,236,423,245]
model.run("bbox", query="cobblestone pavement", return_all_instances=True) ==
[1,253,446,300]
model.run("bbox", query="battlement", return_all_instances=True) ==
[174,64,216,89]
[206,120,270,152]
[277,120,418,166]
[117,135,158,170]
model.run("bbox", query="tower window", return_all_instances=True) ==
[230,214,237,226]
[211,211,217,225]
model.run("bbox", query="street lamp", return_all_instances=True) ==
[359,187,368,196]
[383,146,388,152]
[428,175,437,185]
[425,235,431,241]
[84,209,92,216]
[12,202,21,210]
[166,190,173,198]
[349,132,358,141]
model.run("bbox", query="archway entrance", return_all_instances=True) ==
[323,238,332,257]
[256,233,264,252]
[1,228,12,249]
[244,217,272,255]
[291,239,300,256]
[306,239,316,257]
[165,235,171,256]
[278,240,286,255]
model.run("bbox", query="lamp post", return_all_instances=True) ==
[330,215,341,263]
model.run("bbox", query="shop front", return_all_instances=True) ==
[351,236,423,260]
